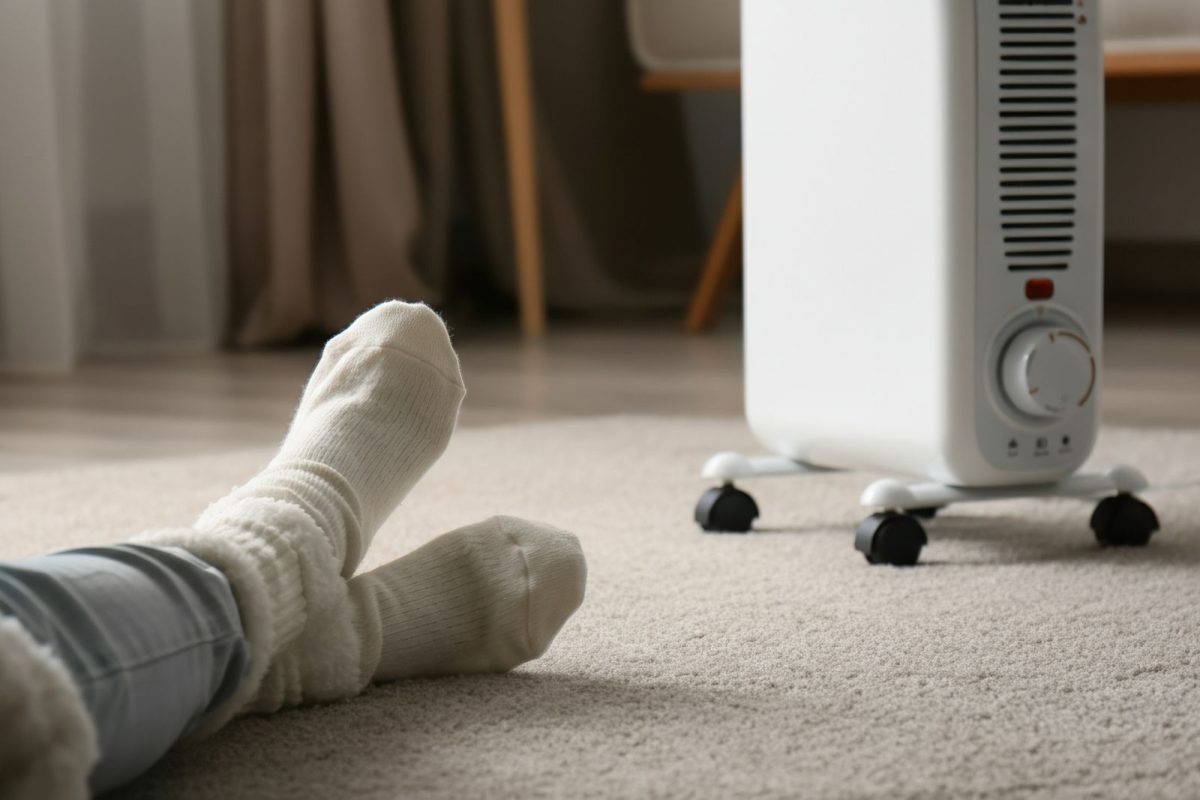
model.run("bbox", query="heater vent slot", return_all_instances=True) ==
[993,3,1081,273]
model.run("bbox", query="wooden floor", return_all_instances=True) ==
[1,312,1198,472]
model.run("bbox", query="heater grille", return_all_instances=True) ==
[995,1,1080,272]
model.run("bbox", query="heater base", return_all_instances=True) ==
[695,453,1159,565]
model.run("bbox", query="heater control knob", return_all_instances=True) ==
[1001,326,1096,419]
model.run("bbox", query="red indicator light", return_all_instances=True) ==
[1025,278,1055,301]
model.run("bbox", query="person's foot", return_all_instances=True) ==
[136,302,468,732]
[203,301,466,575]
[251,516,588,711]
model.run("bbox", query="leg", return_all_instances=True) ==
[0,545,250,794]
[257,515,586,710]
[493,0,547,337]
[0,301,586,796]
[137,301,584,712]
[685,168,743,333]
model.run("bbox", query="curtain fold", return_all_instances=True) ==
[0,0,225,372]
[229,0,438,346]
[228,0,708,346]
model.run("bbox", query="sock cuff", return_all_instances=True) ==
[209,461,365,575]
[133,497,341,736]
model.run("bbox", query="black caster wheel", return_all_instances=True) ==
[908,506,942,520]
[1091,493,1159,547]
[695,484,759,533]
[855,512,927,566]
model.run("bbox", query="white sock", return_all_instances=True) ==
[135,301,466,732]
[251,516,587,711]
[203,300,466,575]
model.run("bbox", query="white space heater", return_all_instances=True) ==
[695,0,1160,565]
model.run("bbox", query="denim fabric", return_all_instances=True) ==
[0,544,250,794]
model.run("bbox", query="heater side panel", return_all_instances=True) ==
[742,0,972,475]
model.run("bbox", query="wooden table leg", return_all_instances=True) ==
[492,0,546,337]
[685,168,743,333]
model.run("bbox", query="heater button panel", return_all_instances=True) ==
[974,0,1102,476]
[979,307,1097,473]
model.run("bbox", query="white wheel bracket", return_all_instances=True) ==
[699,452,1150,512]
[701,452,827,482]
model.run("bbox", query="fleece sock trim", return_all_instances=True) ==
[0,617,98,800]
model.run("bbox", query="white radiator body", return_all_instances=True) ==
[743,0,1105,487]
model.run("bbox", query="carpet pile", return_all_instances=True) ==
[1,417,1197,799]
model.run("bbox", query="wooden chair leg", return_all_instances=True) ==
[685,168,743,333]
[493,0,547,337]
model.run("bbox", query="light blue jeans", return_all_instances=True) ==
[0,545,251,794]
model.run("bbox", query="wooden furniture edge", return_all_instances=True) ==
[642,50,1200,95]
[493,0,547,337]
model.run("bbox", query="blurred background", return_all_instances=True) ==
[0,0,1198,470]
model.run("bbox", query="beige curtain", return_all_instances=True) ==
[228,0,705,346]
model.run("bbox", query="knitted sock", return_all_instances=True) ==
[205,300,465,576]
[135,301,465,734]
[250,516,587,711]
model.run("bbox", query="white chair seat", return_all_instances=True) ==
[627,0,1200,73]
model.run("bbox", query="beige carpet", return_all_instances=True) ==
[2,417,1199,799]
